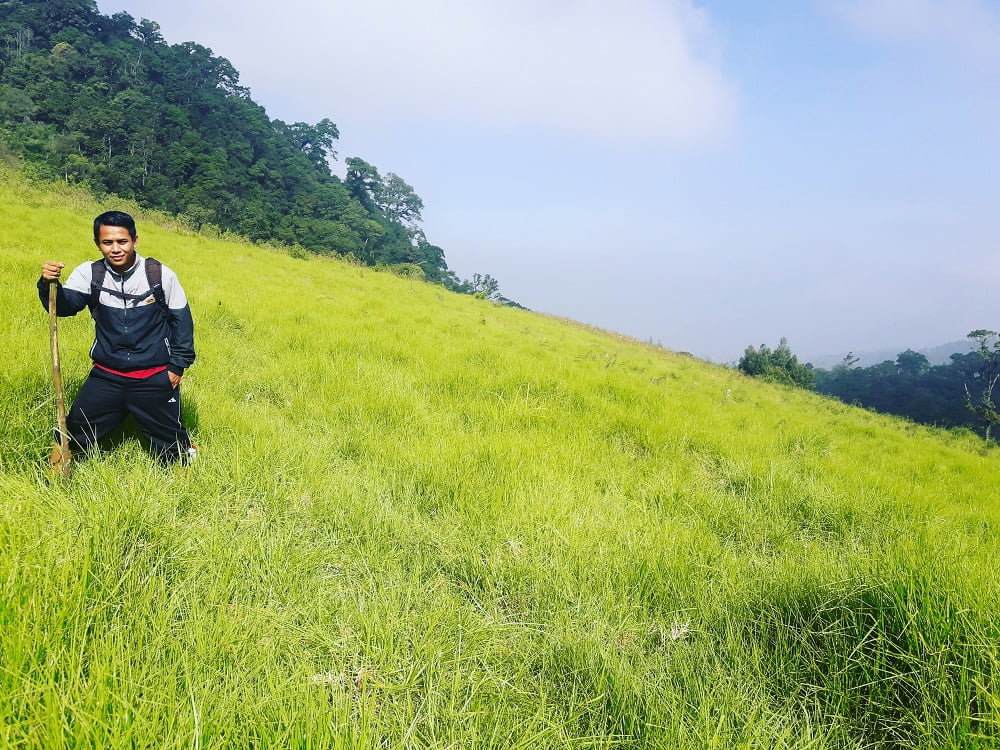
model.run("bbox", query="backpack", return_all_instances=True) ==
[89,257,167,312]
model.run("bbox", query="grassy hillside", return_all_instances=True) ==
[1,170,998,749]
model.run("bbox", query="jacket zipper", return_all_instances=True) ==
[120,271,130,364]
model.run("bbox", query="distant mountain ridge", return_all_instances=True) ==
[805,340,974,370]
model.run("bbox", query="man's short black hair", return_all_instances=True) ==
[94,211,137,242]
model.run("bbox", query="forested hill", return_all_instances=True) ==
[0,0,502,297]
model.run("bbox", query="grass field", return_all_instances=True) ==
[1,170,998,748]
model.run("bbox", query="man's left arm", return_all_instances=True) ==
[162,267,195,388]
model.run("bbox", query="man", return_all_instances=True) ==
[38,211,196,466]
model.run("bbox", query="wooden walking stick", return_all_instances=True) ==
[49,281,71,477]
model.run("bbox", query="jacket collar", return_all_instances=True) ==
[104,253,142,281]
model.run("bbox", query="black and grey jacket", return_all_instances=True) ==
[38,254,195,376]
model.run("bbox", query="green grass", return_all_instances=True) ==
[1,169,998,748]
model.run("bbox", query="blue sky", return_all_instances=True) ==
[96,0,1000,362]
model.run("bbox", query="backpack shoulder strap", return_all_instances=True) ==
[144,257,167,309]
[88,260,107,311]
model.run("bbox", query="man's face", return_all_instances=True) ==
[96,225,138,271]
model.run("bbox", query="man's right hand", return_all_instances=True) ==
[41,261,65,281]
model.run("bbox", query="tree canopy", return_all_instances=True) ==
[0,0,509,299]
[737,338,815,390]
[811,334,998,440]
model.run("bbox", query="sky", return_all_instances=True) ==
[95,0,1000,363]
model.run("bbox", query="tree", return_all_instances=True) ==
[964,329,1000,440]
[837,352,860,370]
[0,84,36,120]
[738,337,815,389]
[132,18,162,46]
[282,118,338,169]
[344,157,381,211]
[377,172,423,227]
[468,273,500,301]
[896,349,930,377]
[4,26,33,61]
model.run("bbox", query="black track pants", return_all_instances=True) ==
[61,367,191,462]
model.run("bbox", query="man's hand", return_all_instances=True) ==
[168,372,182,389]
[41,261,65,281]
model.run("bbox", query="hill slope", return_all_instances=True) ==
[1,172,998,748]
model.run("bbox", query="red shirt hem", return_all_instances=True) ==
[93,363,168,379]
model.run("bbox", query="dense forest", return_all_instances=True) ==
[737,333,1000,440]
[0,0,512,301]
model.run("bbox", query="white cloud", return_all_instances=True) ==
[827,0,1000,67]
[105,0,737,147]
